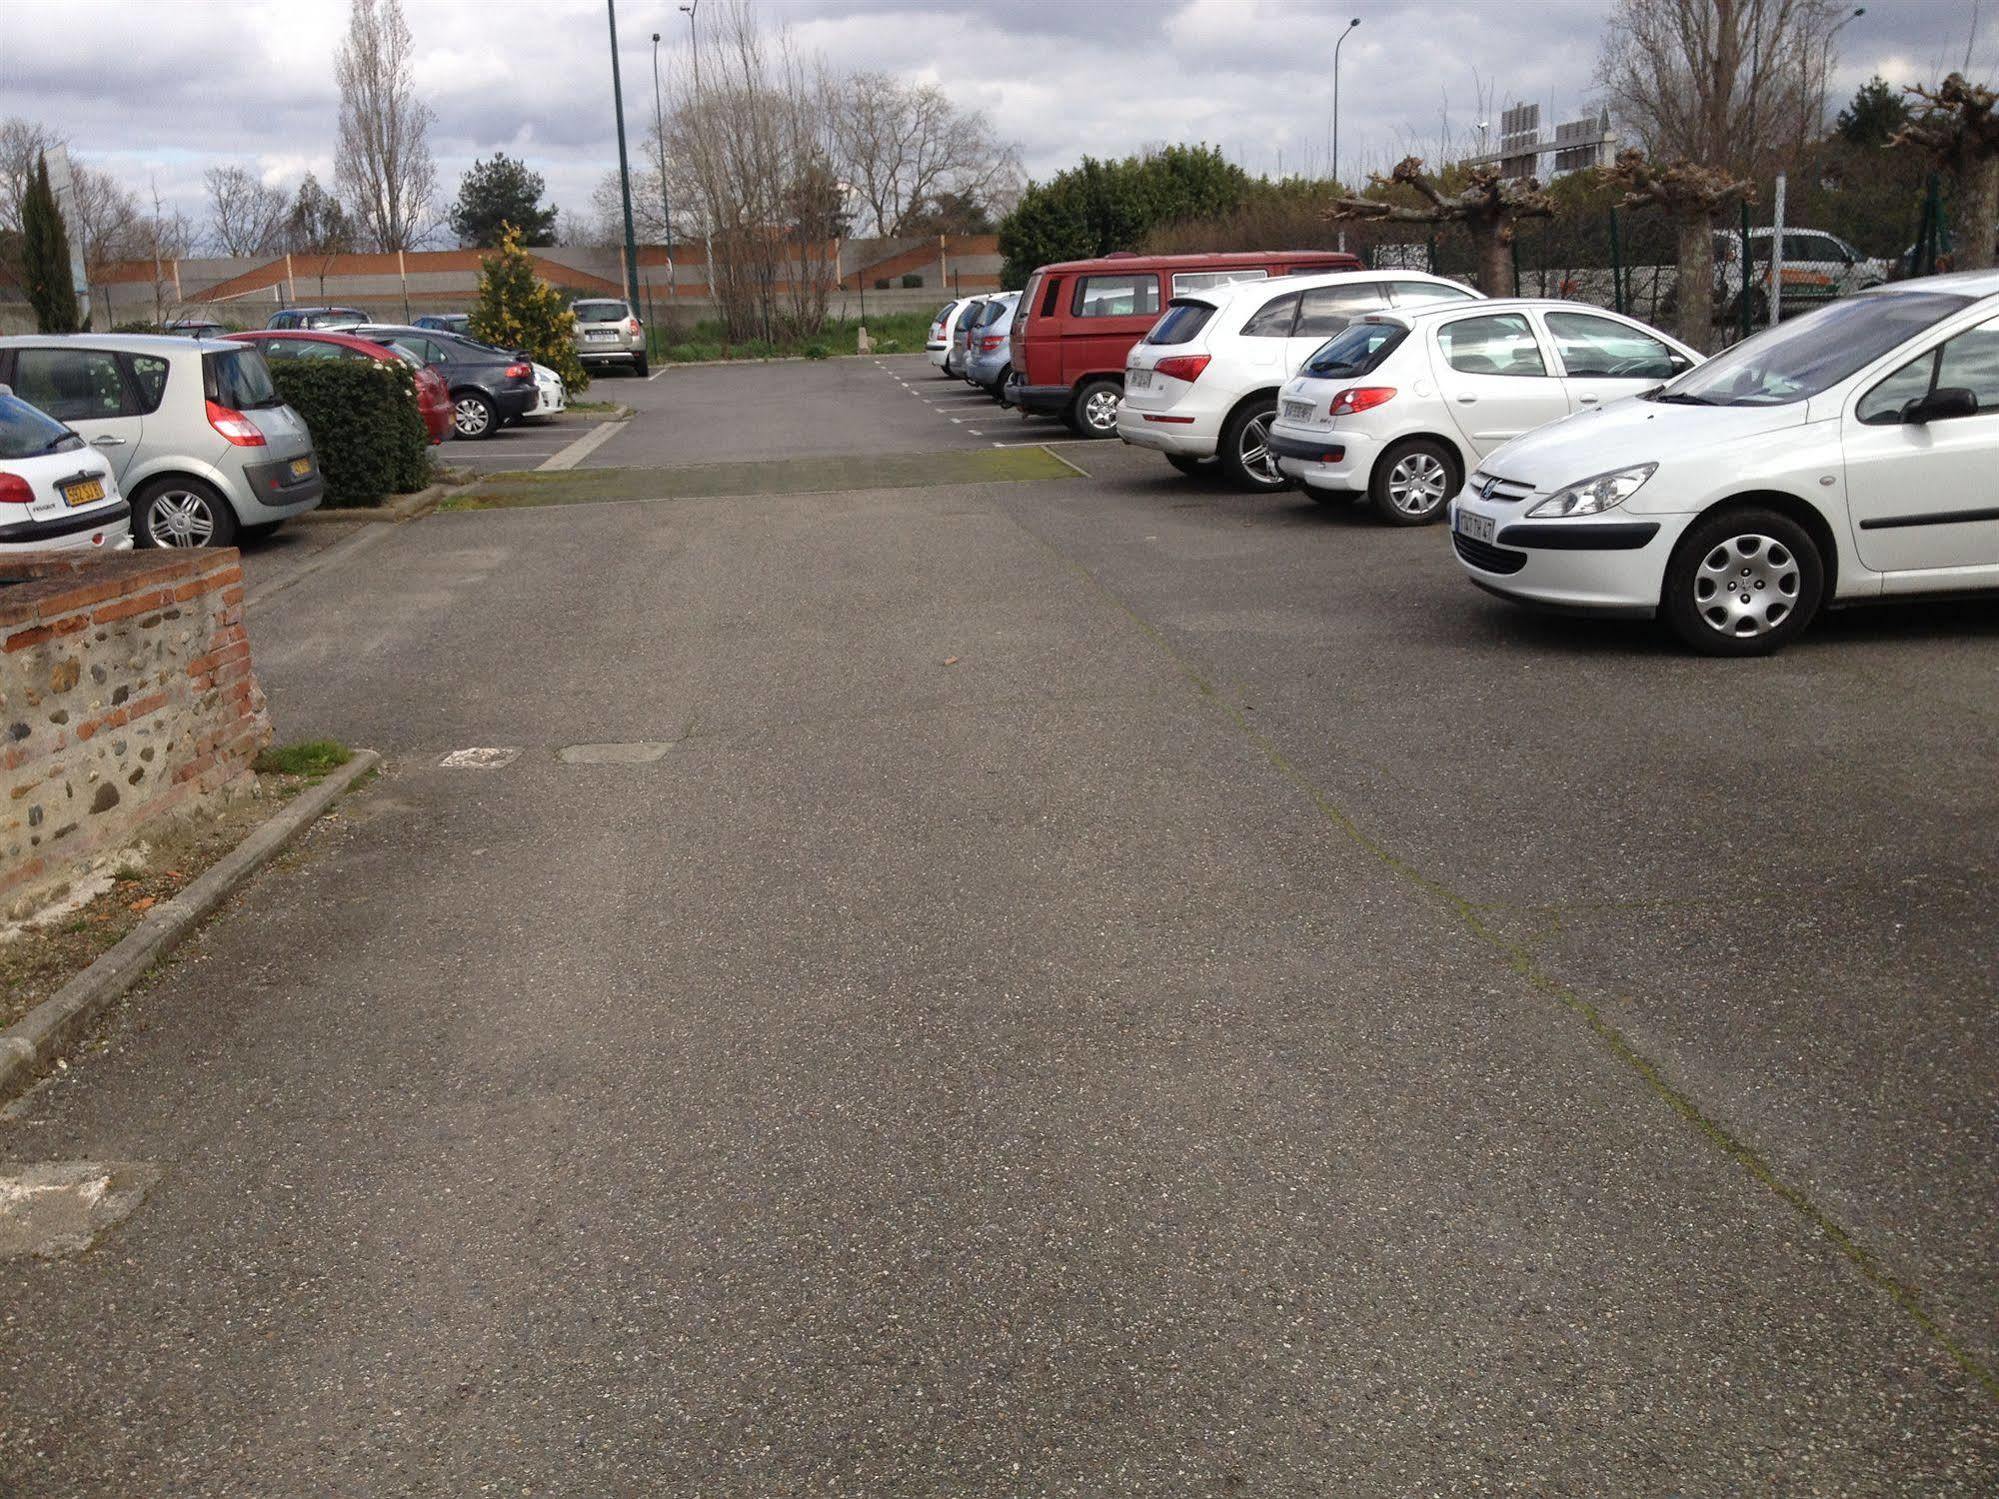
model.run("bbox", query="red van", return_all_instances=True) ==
[1009,250,1363,437]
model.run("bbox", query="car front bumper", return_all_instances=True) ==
[1270,424,1381,491]
[1447,493,1686,617]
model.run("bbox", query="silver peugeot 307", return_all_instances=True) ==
[0,334,323,548]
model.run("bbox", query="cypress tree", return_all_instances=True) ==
[22,154,81,334]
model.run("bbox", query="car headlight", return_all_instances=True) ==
[1528,463,1657,518]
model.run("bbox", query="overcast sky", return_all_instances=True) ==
[3,0,1993,246]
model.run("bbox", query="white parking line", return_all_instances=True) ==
[539,419,628,471]
[989,438,1095,448]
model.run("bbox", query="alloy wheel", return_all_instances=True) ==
[1239,411,1281,486]
[1386,451,1449,516]
[454,396,491,438]
[1692,533,1799,638]
[1083,387,1121,433]
[147,490,217,548]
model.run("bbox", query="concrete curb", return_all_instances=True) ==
[292,479,467,527]
[0,749,383,1108]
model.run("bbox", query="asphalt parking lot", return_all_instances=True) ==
[7,352,1994,1493]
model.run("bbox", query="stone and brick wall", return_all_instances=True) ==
[0,550,271,917]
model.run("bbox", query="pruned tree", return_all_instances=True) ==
[205,165,289,257]
[831,71,1019,239]
[1326,157,1553,294]
[1603,149,1753,347]
[1893,73,1999,272]
[335,0,435,251]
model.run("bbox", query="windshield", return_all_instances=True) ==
[573,300,629,323]
[205,348,282,408]
[1303,319,1408,378]
[1662,291,1973,407]
[0,393,80,458]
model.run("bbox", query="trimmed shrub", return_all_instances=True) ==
[268,359,430,508]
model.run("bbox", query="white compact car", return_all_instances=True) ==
[1268,299,1701,523]
[1449,270,1999,655]
[927,300,975,375]
[528,362,567,421]
[0,386,133,553]
[1118,270,1481,489]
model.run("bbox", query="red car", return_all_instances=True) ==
[224,329,454,445]
[1009,250,1363,437]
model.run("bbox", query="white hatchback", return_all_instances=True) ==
[1118,270,1481,489]
[0,386,133,553]
[1268,299,1700,524]
[1448,271,1999,655]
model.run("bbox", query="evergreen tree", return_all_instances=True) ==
[467,223,585,390]
[997,145,1250,287]
[21,153,80,333]
[285,173,355,254]
[450,155,558,247]
[1837,76,1911,148]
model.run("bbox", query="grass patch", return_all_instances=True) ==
[255,739,353,778]
[443,447,1079,512]
[648,309,940,363]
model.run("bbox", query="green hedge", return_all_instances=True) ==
[267,359,431,508]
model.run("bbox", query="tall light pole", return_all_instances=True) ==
[680,1,709,312]
[605,0,642,313]
[651,30,673,304]
[680,0,699,88]
[1819,7,1866,136]
[1332,17,1360,250]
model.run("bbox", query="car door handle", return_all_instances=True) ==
[91,435,127,446]
[1578,394,1601,405]
[1454,393,1478,404]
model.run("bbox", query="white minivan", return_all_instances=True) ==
[1448,270,1999,655]
[1118,270,1480,489]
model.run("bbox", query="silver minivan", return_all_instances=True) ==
[0,335,323,548]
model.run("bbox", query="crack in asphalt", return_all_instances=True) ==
[1000,500,1999,1408]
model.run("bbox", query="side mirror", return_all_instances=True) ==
[1904,386,1978,424]
[1667,352,1694,373]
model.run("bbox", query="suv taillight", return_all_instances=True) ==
[627,318,641,335]
[206,400,266,446]
[1328,386,1396,415]
[1153,355,1210,383]
[0,474,33,505]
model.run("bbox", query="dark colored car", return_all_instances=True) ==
[1009,250,1364,436]
[267,306,371,331]
[224,329,456,446]
[352,324,537,439]
[414,313,472,335]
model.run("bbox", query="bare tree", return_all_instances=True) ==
[70,165,142,276]
[0,117,65,233]
[1326,157,1553,294]
[1603,150,1754,347]
[1599,0,1847,177]
[205,166,290,257]
[335,0,435,251]
[1893,73,1999,271]
[591,166,671,247]
[831,72,1019,239]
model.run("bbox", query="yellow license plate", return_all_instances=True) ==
[289,457,312,479]
[62,478,105,507]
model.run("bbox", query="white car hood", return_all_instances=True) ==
[1479,395,1811,492]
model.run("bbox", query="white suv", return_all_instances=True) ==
[1448,271,1999,655]
[1118,270,1480,489]
[1268,299,1700,524]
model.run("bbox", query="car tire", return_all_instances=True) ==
[1661,507,1823,657]
[134,476,237,550]
[633,354,650,377]
[1165,454,1207,476]
[453,390,498,440]
[1368,437,1459,525]
[1217,398,1287,491]
[988,365,1013,402]
[1067,377,1123,439]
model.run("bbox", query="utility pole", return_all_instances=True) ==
[606,0,642,313]
[681,1,711,314]
[1332,17,1360,252]
[652,31,674,304]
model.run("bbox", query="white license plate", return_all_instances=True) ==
[586,330,616,342]
[1127,369,1152,389]
[1455,509,1496,544]
[1282,400,1315,421]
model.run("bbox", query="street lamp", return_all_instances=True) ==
[1331,17,1360,251]
[680,0,699,89]
[651,30,673,305]
[1819,7,1866,135]
[604,0,642,314]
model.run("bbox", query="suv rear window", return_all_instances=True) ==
[205,348,282,408]
[0,392,78,459]
[1303,319,1408,377]
[1145,301,1217,345]
[573,300,630,323]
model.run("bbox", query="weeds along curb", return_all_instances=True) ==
[0,749,382,1108]
[293,479,466,526]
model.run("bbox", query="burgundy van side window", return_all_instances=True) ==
[1072,274,1161,319]
[1039,278,1064,316]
